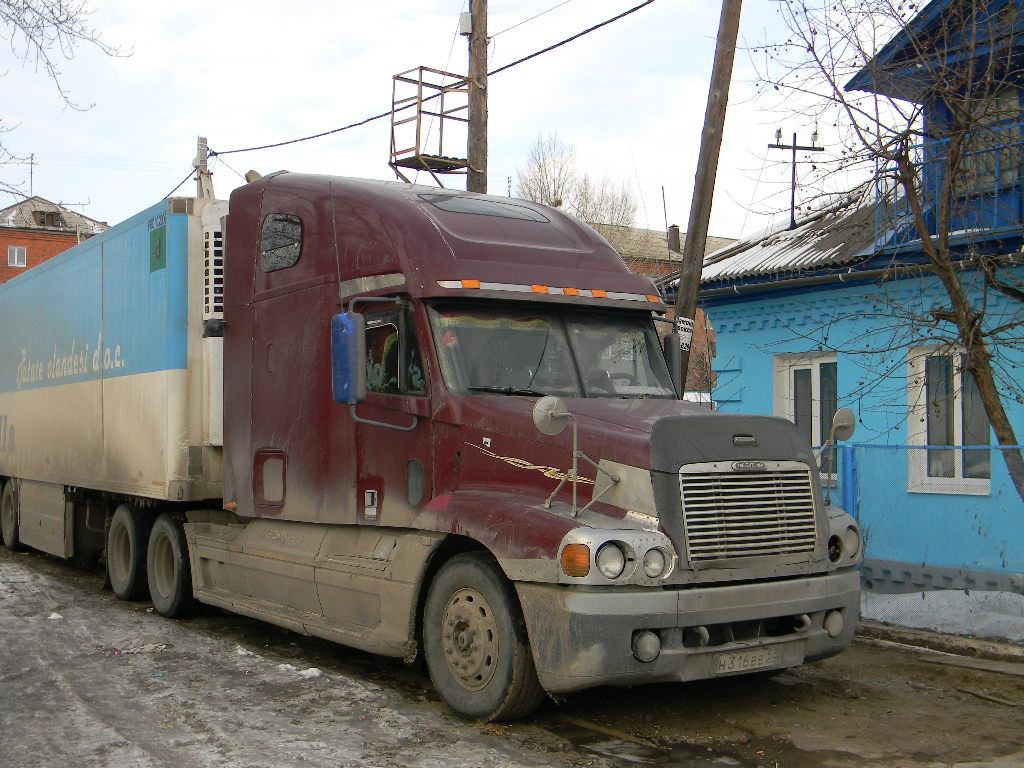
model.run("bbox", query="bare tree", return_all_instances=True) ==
[515,132,638,227]
[1,0,127,195]
[755,0,1024,498]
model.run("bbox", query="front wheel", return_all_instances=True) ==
[1,480,24,551]
[147,513,200,618]
[423,552,546,721]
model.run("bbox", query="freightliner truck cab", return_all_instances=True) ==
[193,172,862,720]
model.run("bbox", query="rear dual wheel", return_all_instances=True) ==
[106,504,152,600]
[423,552,546,721]
[1,480,24,551]
[107,508,198,618]
[146,513,199,618]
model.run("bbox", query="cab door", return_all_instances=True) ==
[352,302,433,527]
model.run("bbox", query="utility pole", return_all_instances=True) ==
[194,137,214,199]
[467,0,488,193]
[768,129,824,229]
[673,0,742,393]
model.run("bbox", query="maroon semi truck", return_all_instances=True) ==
[0,172,861,721]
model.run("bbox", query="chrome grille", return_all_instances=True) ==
[679,461,817,562]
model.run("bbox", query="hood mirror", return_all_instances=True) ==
[829,407,856,443]
[532,395,571,436]
[530,395,619,516]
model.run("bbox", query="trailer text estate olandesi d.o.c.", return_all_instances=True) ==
[0,172,863,720]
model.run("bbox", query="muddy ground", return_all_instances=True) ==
[1,546,1022,768]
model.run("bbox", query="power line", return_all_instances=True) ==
[209,109,394,158]
[489,0,654,76]
[162,168,197,199]
[491,0,574,38]
[207,0,658,159]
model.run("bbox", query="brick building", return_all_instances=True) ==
[591,223,735,394]
[0,197,108,284]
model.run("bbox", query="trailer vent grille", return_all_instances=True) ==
[204,229,224,318]
[679,461,817,562]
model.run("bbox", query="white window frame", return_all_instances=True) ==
[907,346,991,496]
[774,352,838,445]
[7,245,26,268]
[774,352,839,481]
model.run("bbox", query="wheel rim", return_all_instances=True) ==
[440,587,499,692]
[110,521,130,583]
[151,529,174,600]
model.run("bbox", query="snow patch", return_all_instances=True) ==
[277,663,324,679]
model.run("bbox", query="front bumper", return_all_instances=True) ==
[515,568,860,694]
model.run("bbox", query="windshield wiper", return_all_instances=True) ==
[467,385,547,397]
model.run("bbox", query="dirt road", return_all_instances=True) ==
[1,546,1021,768]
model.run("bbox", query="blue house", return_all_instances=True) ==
[693,0,1024,640]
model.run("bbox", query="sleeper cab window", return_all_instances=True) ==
[259,213,303,272]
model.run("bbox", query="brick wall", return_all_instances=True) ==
[0,229,80,284]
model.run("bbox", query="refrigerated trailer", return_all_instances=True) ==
[0,172,862,720]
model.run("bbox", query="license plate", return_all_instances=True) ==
[710,646,782,675]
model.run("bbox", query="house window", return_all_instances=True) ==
[908,348,991,495]
[954,87,1021,195]
[7,246,26,268]
[32,211,59,227]
[774,352,839,449]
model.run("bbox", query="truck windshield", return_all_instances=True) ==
[428,304,676,398]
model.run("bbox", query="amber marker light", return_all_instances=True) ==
[461,279,481,289]
[561,543,591,577]
[646,294,661,303]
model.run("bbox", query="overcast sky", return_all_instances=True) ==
[3,0,826,241]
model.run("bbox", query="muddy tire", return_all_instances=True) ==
[1,480,24,551]
[147,514,200,618]
[106,504,152,601]
[423,552,546,721]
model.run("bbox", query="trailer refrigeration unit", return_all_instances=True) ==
[0,171,863,721]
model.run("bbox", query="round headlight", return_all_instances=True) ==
[642,548,667,578]
[842,525,861,558]
[827,534,844,563]
[595,542,626,579]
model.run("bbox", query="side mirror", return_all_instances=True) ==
[331,313,366,404]
[662,332,683,397]
[829,407,856,443]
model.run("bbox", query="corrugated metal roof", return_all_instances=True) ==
[0,196,108,234]
[590,222,735,264]
[699,189,876,285]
